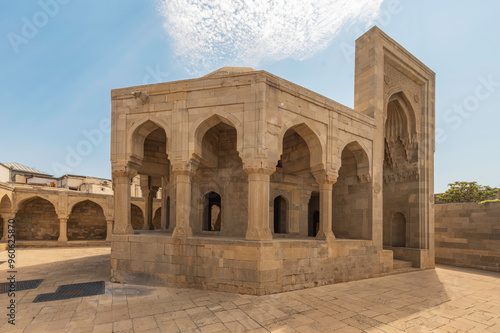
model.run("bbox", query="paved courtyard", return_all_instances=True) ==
[1,247,499,333]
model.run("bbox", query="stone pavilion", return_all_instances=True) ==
[109,27,435,295]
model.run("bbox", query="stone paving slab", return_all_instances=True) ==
[0,247,499,332]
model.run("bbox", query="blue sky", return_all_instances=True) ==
[1,0,499,193]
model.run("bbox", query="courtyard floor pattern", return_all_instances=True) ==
[0,247,499,333]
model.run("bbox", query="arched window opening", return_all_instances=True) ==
[203,192,221,231]
[273,196,287,234]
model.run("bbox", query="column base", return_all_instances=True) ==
[246,227,273,241]
[316,229,335,241]
[172,226,193,237]
[58,237,68,242]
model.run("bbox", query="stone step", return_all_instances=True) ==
[393,259,413,270]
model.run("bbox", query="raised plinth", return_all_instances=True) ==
[110,234,394,295]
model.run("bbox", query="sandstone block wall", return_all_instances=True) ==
[67,201,107,240]
[111,234,393,295]
[435,202,500,272]
[16,197,59,240]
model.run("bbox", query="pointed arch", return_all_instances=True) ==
[127,116,172,163]
[340,141,371,182]
[190,111,243,159]
[385,91,417,140]
[68,198,105,215]
[67,200,107,240]
[0,194,12,212]
[278,120,325,169]
[14,195,58,214]
[15,196,59,240]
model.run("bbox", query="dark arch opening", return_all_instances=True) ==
[308,192,320,237]
[203,192,221,231]
[273,196,287,234]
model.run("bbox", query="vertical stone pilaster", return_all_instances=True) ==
[172,160,198,238]
[172,170,192,237]
[106,218,114,240]
[244,167,274,241]
[112,166,137,235]
[1,213,15,241]
[58,217,68,242]
[313,170,337,241]
[161,177,168,230]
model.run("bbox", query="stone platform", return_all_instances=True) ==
[111,234,394,295]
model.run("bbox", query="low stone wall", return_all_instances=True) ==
[111,234,393,295]
[435,202,500,272]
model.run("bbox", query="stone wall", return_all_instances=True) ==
[435,202,500,272]
[111,234,393,295]
[67,200,107,240]
[16,197,59,240]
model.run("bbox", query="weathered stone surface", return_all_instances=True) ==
[435,202,500,272]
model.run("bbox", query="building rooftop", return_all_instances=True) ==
[1,162,53,177]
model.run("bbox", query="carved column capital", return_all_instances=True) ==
[112,164,138,180]
[242,160,276,176]
[312,169,338,185]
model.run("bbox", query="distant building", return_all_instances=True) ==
[0,162,55,186]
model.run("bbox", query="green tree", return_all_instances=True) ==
[437,181,500,203]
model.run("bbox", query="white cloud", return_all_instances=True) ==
[158,0,383,73]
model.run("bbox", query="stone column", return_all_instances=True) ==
[113,166,137,235]
[172,160,197,237]
[244,167,274,241]
[1,213,15,241]
[314,170,337,241]
[58,217,68,242]
[160,177,168,230]
[106,218,114,240]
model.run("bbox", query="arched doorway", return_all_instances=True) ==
[203,192,221,231]
[67,200,107,240]
[273,196,287,234]
[16,197,58,240]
